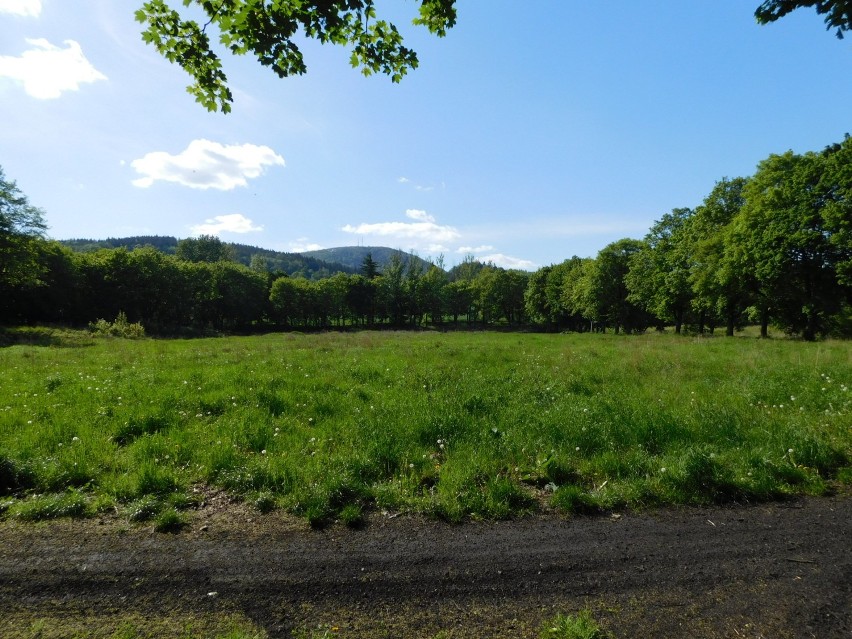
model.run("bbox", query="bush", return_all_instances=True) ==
[89,311,145,338]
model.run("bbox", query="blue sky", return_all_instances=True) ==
[1,1,850,270]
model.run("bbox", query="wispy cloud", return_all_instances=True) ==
[190,213,263,236]
[342,209,460,245]
[478,253,537,270]
[397,176,441,192]
[456,245,495,254]
[289,238,324,252]
[0,0,41,17]
[405,209,435,223]
[0,39,105,98]
[131,139,285,190]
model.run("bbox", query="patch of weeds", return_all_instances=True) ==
[154,506,186,533]
[0,454,35,495]
[836,466,852,484]
[539,610,606,639]
[133,462,183,497]
[45,374,63,392]
[127,495,162,522]
[551,485,602,514]
[485,476,537,519]
[12,490,90,521]
[338,502,364,528]
[664,446,741,504]
[542,456,581,486]
[113,415,172,446]
[252,491,277,514]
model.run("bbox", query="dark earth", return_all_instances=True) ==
[1,493,849,638]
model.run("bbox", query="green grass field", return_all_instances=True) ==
[1,329,849,526]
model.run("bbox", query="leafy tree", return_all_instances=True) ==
[560,257,596,331]
[444,280,474,324]
[379,252,407,326]
[755,1,852,38]
[730,144,851,339]
[626,208,694,334]
[175,234,235,263]
[587,239,650,334]
[0,167,48,313]
[343,274,378,326]
[689,178,750,336]
[524,265,552,325]
[419,265,448,325]
[136,0,457,112]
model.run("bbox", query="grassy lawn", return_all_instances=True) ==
[1,329,849,526]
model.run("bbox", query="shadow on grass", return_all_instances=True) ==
[0,326,95,348]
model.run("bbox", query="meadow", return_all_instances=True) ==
[0,329,849,528]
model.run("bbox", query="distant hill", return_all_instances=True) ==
[60,237,355,280]
[301,246,437,273]
[62,236,179,254]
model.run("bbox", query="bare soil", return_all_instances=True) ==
[1,494,849,638]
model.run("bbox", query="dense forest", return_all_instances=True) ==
[2,136,850,339]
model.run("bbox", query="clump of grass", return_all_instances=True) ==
[252,491,277,514]
[11,490,90,521]
[154,506,186,533]
[551,485,602,514]
[339,503,364,528]
[0,454,35,495]
[127,495,162,522]
[540,610,606,639]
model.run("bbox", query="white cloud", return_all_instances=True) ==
[342,209,460,245]
[398,176,441,192]
[405,209,436,223]
[131,139,285,190]
[289,238,324,252]
[0,39,106,99]
[0,0,41,17]
[456,245,495,254]
[190,214,263,236]
[479,253,537,271]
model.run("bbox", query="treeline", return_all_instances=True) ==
[61,236,356,280]
[2,136,850,338]
[0,238,528,332]
[528,136,852,339]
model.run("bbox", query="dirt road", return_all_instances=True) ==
[1,494,849,638]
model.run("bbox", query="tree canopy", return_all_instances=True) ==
[136,0,457,112]
[754,1,852,38]
[0,167,47,293]
[136,2,848,113]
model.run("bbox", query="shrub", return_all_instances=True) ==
[89,311,145,338]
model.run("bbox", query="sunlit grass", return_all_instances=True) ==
[1,330,849,525]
